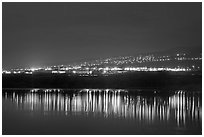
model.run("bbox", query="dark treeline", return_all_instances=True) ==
[2,71,202,90]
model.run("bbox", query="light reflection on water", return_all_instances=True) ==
[3,89,202,127]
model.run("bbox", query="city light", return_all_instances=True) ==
[2,52,201,75]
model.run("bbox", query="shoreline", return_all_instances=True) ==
[3,71,202,90]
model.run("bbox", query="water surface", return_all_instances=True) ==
[2,88,202,135]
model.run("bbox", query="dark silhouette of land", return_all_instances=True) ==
[3,71,202,90]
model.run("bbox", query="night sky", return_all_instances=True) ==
[3,2,202,69]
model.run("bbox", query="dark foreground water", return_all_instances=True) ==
[2,88,202,135]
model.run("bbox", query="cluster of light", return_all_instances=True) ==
[52,70,66,74]
[101,66,192,73]
[30,89,61,93]
[25,72,32,74]
[2,66,197,75]
[80,53,202,66]
[13,71,21,74]
[2,52,201,75]
[79,89,128,93]
[45,67,52,71]
[2,70,11,74]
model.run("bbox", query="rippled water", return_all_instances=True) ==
[2,88,202,135]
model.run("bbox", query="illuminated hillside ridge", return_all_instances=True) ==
[2,49,202,75]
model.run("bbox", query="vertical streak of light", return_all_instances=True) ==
[192,96,195,121]
[177,93,180,126]
[57,94,59,111]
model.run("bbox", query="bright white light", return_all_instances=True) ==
[59,71,66,73]
[25,72,32,74]
[30,68,37,71]
[52,71,58,73]
[5,71,11,74]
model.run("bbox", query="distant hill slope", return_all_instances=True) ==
[65,46,201,70]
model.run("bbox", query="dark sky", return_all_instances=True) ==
[3,2,202,69]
